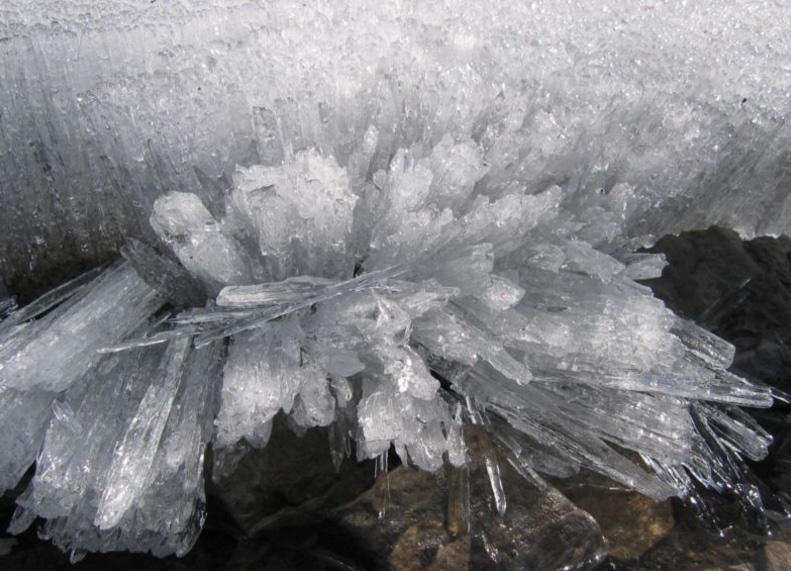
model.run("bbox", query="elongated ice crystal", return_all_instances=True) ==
[2,0,791,561]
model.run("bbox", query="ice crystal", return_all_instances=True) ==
[1,0,790,560]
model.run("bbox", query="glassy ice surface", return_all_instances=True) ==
[1,0,791,559]
[0,262,163,392]
[10,337,224,557]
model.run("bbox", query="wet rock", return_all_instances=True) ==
[603,496,767,571]
[333,428,606,571]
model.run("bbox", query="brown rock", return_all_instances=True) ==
[333,428,606,571]
[561,485,674,561]
[759,540,791,571]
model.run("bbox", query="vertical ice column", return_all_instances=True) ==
[230,150,358,280]
[120,338,225,556]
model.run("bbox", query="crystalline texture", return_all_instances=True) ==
[0,263,162,497]
[214,318,303,448]
[1,0,790,560]
[0,387,59,492]
[231,150,358,281]
[25,346,169,522]
[13,337,224,556]
[0,262,162,393]
[96,336,192,529]
[150,192,254,296]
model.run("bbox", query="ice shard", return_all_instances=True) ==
[12,337,224,557]
[0,262,162,393]
[0,263,162,497]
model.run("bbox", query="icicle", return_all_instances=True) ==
[373,450,391,520]
[69,549,87,564]
[466,397,507,516]
[7,504,36,536]
[446,462,471,537]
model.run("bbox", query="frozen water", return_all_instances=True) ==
[1,0,791,560]
[11,336,224,557]
[3,0,791,291]
[152,124,773,506]
[0,262,162,392]
[0,263,162,498]
[231,150,358,280]
[214,317,303,448]
[150,192,254,296]
[95,336,193,530]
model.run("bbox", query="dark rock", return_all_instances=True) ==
[603,500,765,571]
[642,227,761,324]
[207,412,376,537]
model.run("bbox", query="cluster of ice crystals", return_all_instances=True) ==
[0,264,162,492]
[0,127,780,558]
[231,150,358,281]
[1,0,790,560]
[138,111,773,510]
[9,331,223,558]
